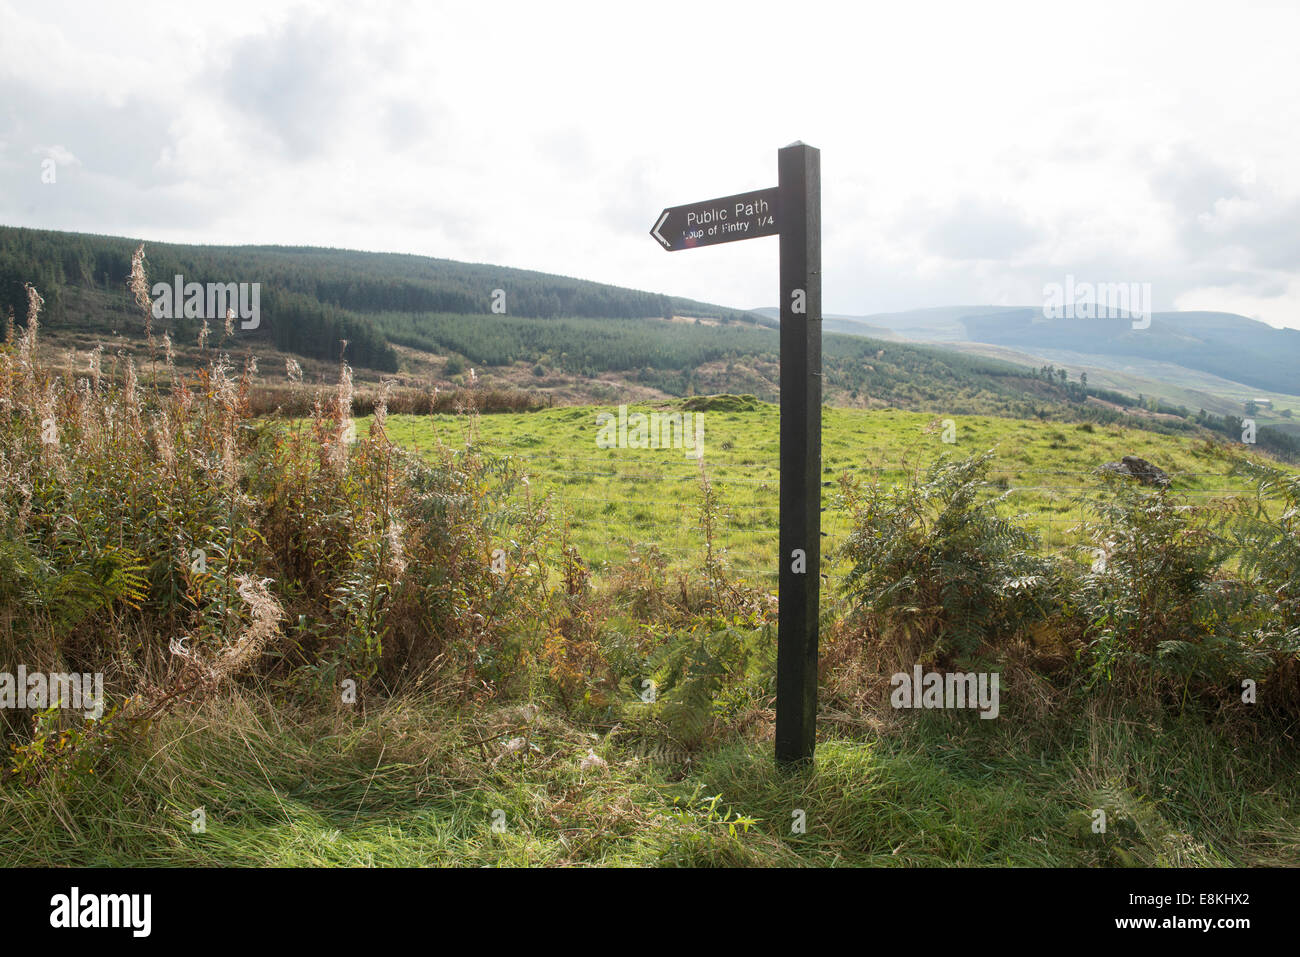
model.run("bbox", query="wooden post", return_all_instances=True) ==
[775,141,821,767]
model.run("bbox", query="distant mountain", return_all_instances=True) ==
[754,305,1012,342]
[797,305,1300,398]
[5,225,1296,457]
[1,226,1182,430]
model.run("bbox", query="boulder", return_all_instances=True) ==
[1098,455,1170,487]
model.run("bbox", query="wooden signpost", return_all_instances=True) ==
[651,142,822,766]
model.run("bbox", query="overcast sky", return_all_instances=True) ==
[2,0,1299,328]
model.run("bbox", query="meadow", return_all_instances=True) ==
[376,400,1269,586]
[2,279,1299,868]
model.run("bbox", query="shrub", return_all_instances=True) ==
[0,275,552,778]
[1073,477,1262,696]
[838,452,1059,668]
[1225,460,1300,712]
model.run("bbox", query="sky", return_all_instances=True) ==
[2,0,1299,328]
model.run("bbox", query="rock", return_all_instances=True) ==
[1098,455,1169,487]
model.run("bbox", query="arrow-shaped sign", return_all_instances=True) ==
[651,210,671,249]
[649,186,779,252]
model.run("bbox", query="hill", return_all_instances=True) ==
[802,304,1300,398]
[4,224,1298,458]
[0,225,1145,421]
[0,225,771,373]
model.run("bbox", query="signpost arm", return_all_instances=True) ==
[775,142,821,767]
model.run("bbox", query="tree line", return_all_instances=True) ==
[0,226,764,371]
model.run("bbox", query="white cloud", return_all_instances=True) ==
[0,0,1298,329]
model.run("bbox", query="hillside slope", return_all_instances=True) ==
[0,225,771,372]
[808,304,1300,397]
[0,225,1122,419]
[5,225,1297,457]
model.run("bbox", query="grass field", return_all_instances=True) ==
[5,686,1297,867]
[4,334,1298,867]
[377,401,1268,587]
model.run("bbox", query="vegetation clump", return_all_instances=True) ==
[1,268,1297,867]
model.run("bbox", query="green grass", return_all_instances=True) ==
[4,689,1296,866]
[5,401,1296,869]
[376,403,1271,585]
